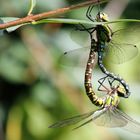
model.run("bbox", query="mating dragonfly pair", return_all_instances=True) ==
[49,4,140,134]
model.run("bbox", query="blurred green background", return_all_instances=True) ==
[0,0,140,140]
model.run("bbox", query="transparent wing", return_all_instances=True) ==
[58,26,93,67]
[104,27,139,64]
[93,107,127,127]
[105,42,138,64]
[49,106,140,134]
[72,108,106,129]
[49,110,95,128]
[115,108,140,134]
[93,107,140,134]
[111,26,140,44]
[73,107,127,130]
[70,27,90,47]
[58,47,91,67]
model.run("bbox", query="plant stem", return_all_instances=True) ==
[0,0,109,30]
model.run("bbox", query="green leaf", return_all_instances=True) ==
[28,0,36,15]
[32,18,140,25]
[32,18,103,25]
[0,17,29,32]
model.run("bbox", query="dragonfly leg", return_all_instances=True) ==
[74,24,95,34]
[86,5,95,22]
[107,77,115,88]
[107,77,128,98]
[108,77,121,89]
[74,24,96,42]
[97,76,109,92]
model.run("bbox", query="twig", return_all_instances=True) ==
[0,0,109,30]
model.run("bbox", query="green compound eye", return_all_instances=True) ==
[117,85,127,96]
[96,12,109,22]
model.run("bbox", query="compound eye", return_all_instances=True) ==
[117,86,126,97]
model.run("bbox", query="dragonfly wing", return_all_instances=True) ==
[93,107,127,127]
[73,118,93,130]
[58,47,91,67]
[70,27,90,47]
[103,26,140,64]
[104,41,138,64]
[59,25,95,67]
[111,26,140,45]
[92,108,110,126]
[73,107,123,129]
[115,108,140,134]
[72,108,107,130]
[49,110,95,128]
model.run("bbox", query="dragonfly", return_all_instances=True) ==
[86,7,132,98]
[81,35,126,105]
[51,50,140,134]
[50,44,140,134]
[49,82,140,135]
[60,4,139,98]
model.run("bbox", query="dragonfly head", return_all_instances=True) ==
[96,12,109,22]
[117,85,127,97]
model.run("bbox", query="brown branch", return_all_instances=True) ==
[0,0,109,30]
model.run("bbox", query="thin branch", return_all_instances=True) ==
[0,0,109,30]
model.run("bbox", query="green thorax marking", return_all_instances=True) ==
[104,92,120,107]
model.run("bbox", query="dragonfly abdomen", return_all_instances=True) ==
[84,49,104,106]
[85,82,104,106]
[98,53,130,98]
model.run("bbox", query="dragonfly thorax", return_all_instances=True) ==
[105,91,120,108]
[96,25,112,44]
[95,12,112,43]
